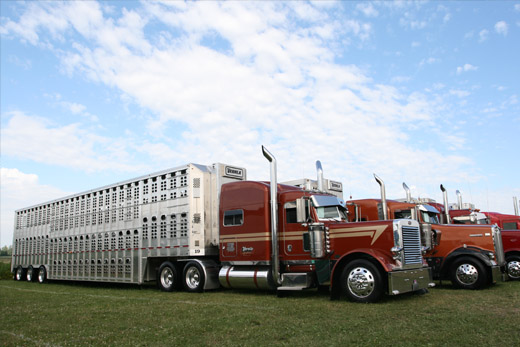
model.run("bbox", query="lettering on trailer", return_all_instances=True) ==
[225,166,244,179]
[328,180,343,191]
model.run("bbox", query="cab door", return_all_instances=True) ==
[281,201,311,259]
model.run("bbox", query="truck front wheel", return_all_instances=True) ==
[505,255,520,280]
[340,260,384,303]
[450,257,487,289]
[158,262,179,292]
[183,262,205,293]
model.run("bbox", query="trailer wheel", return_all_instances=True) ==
[26,266,36,282]
[505,255,520,280]
[183,261,205,293]
[450,257,487,289]
[340,260,383,303]
[158,262,179,292]
[38,266,47,284]
[15,266,25,281]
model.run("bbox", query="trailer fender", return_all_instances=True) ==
[329,249,392,299]
[181,259,221,291]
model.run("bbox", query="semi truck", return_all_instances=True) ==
[11,147,433,303]
[345,176,505,290]
[446,192,520,280]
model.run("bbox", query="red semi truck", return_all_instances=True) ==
[345,177,505,290]
[11,147,433,303]
[447,193,520,280]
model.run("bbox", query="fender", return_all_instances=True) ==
[330,248,394,286]
[440,246,496,276]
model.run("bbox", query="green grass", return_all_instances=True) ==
[0,279,518,346]
[0,261,13,280]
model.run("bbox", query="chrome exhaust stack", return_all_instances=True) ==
[456,190,463,209]
[374,174,388,220]
[403,182,411,203]
[440,184,451,224]
[261,146,281,286]
[514,196,519,216]
[316,160,324,192]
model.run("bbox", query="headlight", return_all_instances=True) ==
[391,246,402,260]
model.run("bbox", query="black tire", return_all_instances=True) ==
[505,255,520,281]
[38,266,47,284]
[449,257,488,289]
[182,261,205,293]
[340,260,384,303]
[157,262,178,292]
[26,266,36,282]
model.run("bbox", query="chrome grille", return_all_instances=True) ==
[402,226,422,265]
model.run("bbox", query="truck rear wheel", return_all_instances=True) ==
[158,262,179,292]
[505,255,520,280]
[340,260,383,303]
[15,266,25,281]
[450,257,487,289]
[38,266,47,284]
[183,261,205,293]
[26,266,36,282]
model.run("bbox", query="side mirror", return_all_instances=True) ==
[296,198,308,223]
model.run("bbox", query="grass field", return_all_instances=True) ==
[0,277,519,346]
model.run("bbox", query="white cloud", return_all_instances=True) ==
[494,21,508,35]
[456,63,478,74]
[0,111,142,173]
[0,168,70,247]
[515,4,520,11]
[450,89,471,98]
[479,29,489,42]
[419,57,438,66]
[1,1,486,226]
[356,3,379,18]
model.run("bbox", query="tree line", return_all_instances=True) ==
[0,245,12,256]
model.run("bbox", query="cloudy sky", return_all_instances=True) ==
[1,1,519,247]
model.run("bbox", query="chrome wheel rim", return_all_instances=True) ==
[16,267,23,281]
[507,260,520,280]
[38,268,45,283]
[455,263,478,285]
[160,267,173,289]
[185,266,201,290]
[347,267,375,298]
[27,268,33,281]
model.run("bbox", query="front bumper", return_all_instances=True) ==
[387,267,434,295]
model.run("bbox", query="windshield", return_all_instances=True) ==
[421,211,440,224]
[394,210,412,219]
[316,205,348,221]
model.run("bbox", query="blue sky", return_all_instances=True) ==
[1,1,519,247]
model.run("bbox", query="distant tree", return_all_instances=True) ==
[0,245,12,256]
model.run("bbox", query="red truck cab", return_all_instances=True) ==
[449,205,520,280]
[218,170,433,303]
[346,179,505,290]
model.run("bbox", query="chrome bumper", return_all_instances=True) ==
[388,267,434,295]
